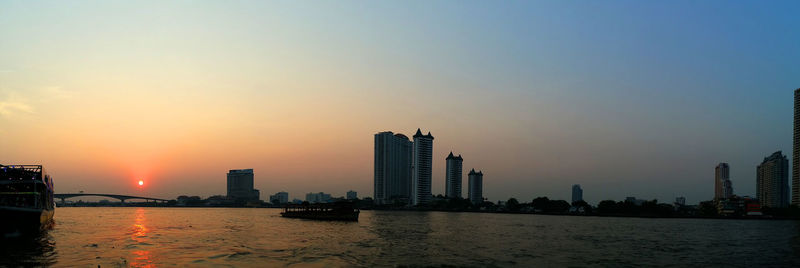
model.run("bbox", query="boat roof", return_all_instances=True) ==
[1,165,47,181]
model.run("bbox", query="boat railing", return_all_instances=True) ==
[282,202,358,213]
[1,165,53,210]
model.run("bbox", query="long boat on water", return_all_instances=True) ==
[281,201,359,221]
[0,165,55,232]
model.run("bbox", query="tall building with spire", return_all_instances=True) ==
[757,151,789,208]
[445,152,463,198]
[468,169,483,205]
[715,163,733,199]
[411,128,434,205]
[793,88,800,206]
[374,131,413,205]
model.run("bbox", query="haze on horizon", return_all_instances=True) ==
[1,1,799,204]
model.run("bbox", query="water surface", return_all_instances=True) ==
[2,207,799,267]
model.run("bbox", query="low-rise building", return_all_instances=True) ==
[346,190,357,200]
[269,192,289,204]
[306,192,332,203]
[675,197,686,206]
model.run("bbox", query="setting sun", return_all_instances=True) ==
[138,180,144,186]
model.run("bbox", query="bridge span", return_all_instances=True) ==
[54,193,170,204]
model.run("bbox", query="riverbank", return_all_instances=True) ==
[364,207,800,220]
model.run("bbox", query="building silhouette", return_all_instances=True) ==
[373,131,413,205]
[625,197,645,206]
[269,191,289,204]
[675,197,686,206]
[757,151,790,208]
[411,129,434,205]
[715,163,733,199]
[306,192,332,203]
[347,190,357,200]
[468,169,483,205]
[572,184,583,203]
[793,88,800,206]
[445,152,463,198]
[226,169,259,202]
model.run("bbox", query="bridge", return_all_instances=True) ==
[54,193,171,204]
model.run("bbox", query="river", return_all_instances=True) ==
[2,207,799,267]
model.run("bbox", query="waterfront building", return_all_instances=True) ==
[744,196,763,216]
[571,184,583,203]
[227,169,260,202]
[757,151,790,208]
[715,163,734,199]
[346,190,357,200]
[468,169,483,205]
[445,152,463,198]
[374,131,413,205]
[675,196,686,206]
[411,129,434,205]
[794,88,800,206]
[291,198,303,204]
[269,191,289,204]
[306,192,332,203]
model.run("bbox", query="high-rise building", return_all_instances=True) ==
[269,191,289,204]
[445,152,463,198]
[793,88,800,206]
[723,180,733,199]
[306,192,332,203]
[757,151,790,208]
[468,169,483,205]
[227,169,259,202]
[346,190,358,200]
[411,129,434,205]
[714,163,733,199]
[572,184,583,203]
[374,131,413,205]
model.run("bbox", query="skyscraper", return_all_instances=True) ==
[757,151,790,208]
[715,163,733,199]
[445,152,463,198]
[227,169,259,202]
[411,128,434,205]
[374,131,413,205]
[572,184,583,203]
[793,88,800,206]
[468,169,483,205]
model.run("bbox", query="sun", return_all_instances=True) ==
[138,180,144,186]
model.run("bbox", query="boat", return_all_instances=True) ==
[281,201,359,221]
[0,165,56,233]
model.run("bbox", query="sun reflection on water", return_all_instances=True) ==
[130,208,154,268]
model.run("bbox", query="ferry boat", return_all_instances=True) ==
[0,165,55,232]
[281,201,359,221]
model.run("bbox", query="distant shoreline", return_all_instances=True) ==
[363,207,800,220]
[55,205,800,220]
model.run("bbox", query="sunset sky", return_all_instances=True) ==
[1,1,799,204]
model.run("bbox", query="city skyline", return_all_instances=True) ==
[2,1,800,204]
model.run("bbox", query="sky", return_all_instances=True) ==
[1,1,799,204]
